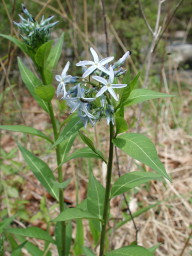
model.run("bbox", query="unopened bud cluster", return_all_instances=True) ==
[14,4,58,49]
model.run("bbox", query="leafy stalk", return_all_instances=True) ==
[99,122,114,256]
[47,101,66,255]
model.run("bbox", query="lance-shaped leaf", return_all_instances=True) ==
[6,227,55,244]
[55,222,72,256]
[60,134,77,163]
[64,147,102,163]
[115,116,128,135]
[35,41,53,68]
[18,236,44,255]
[106,245,154,256]
[52,208,100,222]
[74,220,84,255]
[54,116,83,147]
[12,241,28,256]
[79,132,106,162]
[0,34,34,58]
[124,88,173,106]
[118,72,140,109]
[87,172,105,233]
[17,58,49,112]
[111,171,162,198]
[18,144,59,200]
[83,247,96,256]
[47,33,64,70]
[0,125,52,143]
[0,215,16,234]
[113,133,171,181]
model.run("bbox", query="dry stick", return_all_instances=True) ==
[65,0,79,58]
[32,0,91,51]
[182,17,192,44]
[179,229,192,256]
[83,0,89,58]
[35,0,53,20]
[101,0,109,56]
[152,0,185,54]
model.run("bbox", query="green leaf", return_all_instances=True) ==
[83,247,96,256]
[12,241,28,256]
[17,58,49,112]
[111,171,162,198]
[6,227,55,244]
[115,116,128,135]
[54,116,83,147]
[17,236,44,256]
[0,34,34,58]
[35,41,53,68]
[60,134,77,163]
[55,222,72,256]
[87,172,105,231]
[0,215,16,234]
[0,125,52,143]
[113,133,171,181]
[79,132,106,162]
[106,245,154,256]
[35,85,55,102]
[74,220,84,255]
[64,147,102,163]
[18,144,59,200]
[124,89,173,106]
[148,243,161,253]
[47,33,64,70]
[52,208,100,222]
[118,72,140,108]
[52,178,71,189]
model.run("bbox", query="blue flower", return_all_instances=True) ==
[92,66,127,101]
[113,51,131,69]
[76,48,114,78]
[55,62,72,97]
[64,84,96,121]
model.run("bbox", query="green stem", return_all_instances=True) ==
[99,122,114,256]
[48,101,66,255]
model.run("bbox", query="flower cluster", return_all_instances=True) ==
[56,48,130,127]
[14,4,58,49]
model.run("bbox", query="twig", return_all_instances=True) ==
[153,0,185,54]
[138,0,154,36]
[179,229,192,256]
[101,0,109,56]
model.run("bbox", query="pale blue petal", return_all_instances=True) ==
[92,76,107,85]
[82,97,95,102]
[61,61,70,77]
[109,66,114,83]
[90,47,99,63]
[55,75,62,82]
[76,60,94,66]
[99,56,114,65]
[111,84,127,88]
[96,86,108,98]
[56,83,63,97]
[82,66,96,78]
[71,102,80,113]
[64,75,72,83]
[98,65,110,75]
[108,87,118,101]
